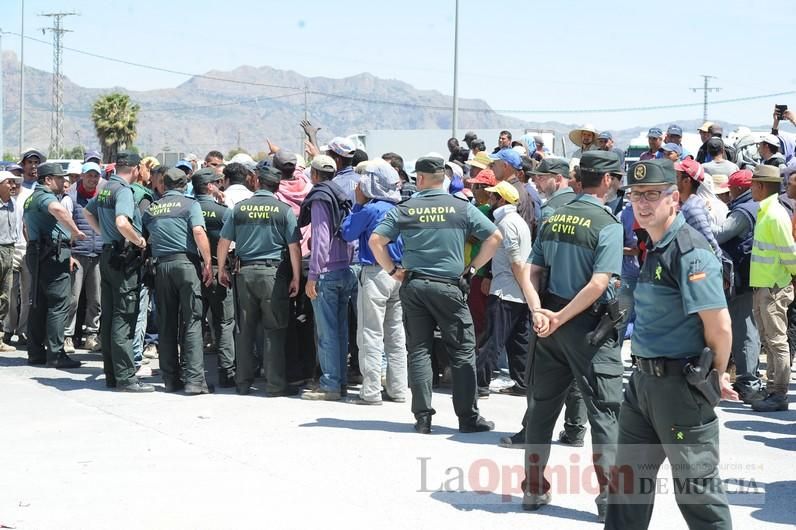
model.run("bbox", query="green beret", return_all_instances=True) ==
[580,150,622,174]
[37,162,66,179]
[529,157,570,178]
[415,156,445,174]
[116,151,142,167]
[625,159,676,188]
[191,167,222,187]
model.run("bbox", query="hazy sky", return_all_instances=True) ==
[2,0,795,131]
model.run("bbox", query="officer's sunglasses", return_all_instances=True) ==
[627,187,675,203]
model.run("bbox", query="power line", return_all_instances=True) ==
[39,11,78,156]
[8,31,796,116]
[690,75,721,122]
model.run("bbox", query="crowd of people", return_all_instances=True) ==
[2,105,795,529]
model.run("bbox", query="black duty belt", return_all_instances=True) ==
[543,292,607,316]
[636,356,697,377]
[406,271,459,286]
[241,259,281,267]
[157,252,197,263]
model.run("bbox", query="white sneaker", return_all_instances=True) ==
[64,337,76,354]
[135,365,153,378]
[489,374,516,392]
[143,344,159,359]
[83,334,101,352]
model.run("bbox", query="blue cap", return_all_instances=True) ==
[597,131,612,141]
[647,127,663,138]
[662,143,683,155]
[175,160,193,173]
[488,148,522,170]
[83,150,101,163]
[667,125,683,136]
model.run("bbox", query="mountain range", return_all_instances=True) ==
[0,51,780,160]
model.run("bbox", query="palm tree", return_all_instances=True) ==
[91,93,140,163]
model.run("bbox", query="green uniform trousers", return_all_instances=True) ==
[100,247,139,386]
[235,263,290,393]
[26,245,71,362]
[604,369,731,529]
[400,276,479,423]
[155,256,207,387]
[523,299,623,507]
[201,266,235,378]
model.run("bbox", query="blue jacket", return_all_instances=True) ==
[65,185,103,257]
[340,200,403,265]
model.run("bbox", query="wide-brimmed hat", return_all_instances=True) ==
[568,124,598,146]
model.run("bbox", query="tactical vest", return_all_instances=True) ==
[131,183,154,212]
[66,186,103,256]
[197,195,229,258]
[721,192,758,293]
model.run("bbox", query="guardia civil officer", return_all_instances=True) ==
[142,168,214,394]
[84,151,153,392]
[193,168,236,388]
[23,163,86,368]
[604,159,736,530]
[369,156,502,434]
[217,164,301,396]
[523,150,624,522]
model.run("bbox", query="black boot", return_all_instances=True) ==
[218,371,236,388]
[47,353,82,369]
[414,414,432,434]
[459,416,495,433]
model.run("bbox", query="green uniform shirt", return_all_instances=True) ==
[196,194,232,259]
[23,185,67,241]
[220,190,300,261]
[373,188,496,279]
[540,187,576,222]
[531,193,622,301]
[142,190,205,257]
[632,213,726,359]
[86,175,139,244]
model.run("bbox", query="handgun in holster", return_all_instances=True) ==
[683,347,721,407]
[585,298,625,347]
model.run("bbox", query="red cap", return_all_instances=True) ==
[674,158,704,182]
[728,169,753,189]
[466,169,497,186]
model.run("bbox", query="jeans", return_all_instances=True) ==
[477,295,530,391]
[311,267,357,392]
[133,285,150,366]
[617,275,637,341]
[728,290,761,392]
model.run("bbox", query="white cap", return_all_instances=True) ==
[67,161,83,175]
[0,171,22,183]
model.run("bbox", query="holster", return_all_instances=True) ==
[585,298,625,347]
[683,347,721,407]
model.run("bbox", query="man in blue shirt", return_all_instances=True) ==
[341,160,407,405]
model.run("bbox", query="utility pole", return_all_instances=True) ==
[690,75,721,123]
[40,11,78,158]
[451,0,460,139]
[0,29,5,160]
[19,0,24,157]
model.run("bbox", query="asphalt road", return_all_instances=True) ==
[0,346,793,530]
